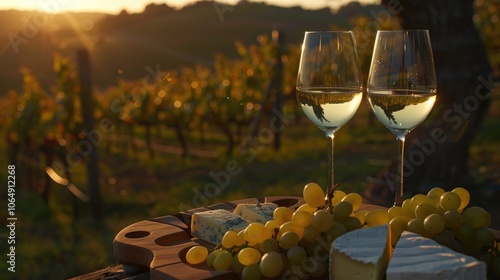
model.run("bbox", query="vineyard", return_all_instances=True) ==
[1,2,500,278]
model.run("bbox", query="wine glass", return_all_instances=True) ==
[296,31,363,197]
[366,30,437,206]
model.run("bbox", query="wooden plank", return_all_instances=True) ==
[113,220,190,269]
[152,262,237,280]
[151,215,189,232]
[264,196,304,209]
[68,264,149,280]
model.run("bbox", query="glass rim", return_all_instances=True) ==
[304,30,354,34]
[376,29,430,33]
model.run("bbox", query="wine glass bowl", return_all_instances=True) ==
[296,31,363,194]
[367,30,437,206]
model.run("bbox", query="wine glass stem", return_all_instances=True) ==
[395,135,406,206]
[326,131,335,198]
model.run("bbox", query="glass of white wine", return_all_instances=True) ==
[296,31,363,196]
[367,30,437,206]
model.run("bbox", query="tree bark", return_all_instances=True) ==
[365,0,493,205]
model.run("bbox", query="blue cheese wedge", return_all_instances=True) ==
[387,231,487,280]
[233,202,277,223]
[191,209,250,244]
[330,225,391,280]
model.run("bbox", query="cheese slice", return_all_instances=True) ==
[330,225,391,280]
[191,209,250,244]
[387,231,487,280]
[233,202,277,223]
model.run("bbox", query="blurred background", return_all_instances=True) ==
[0,0,499,278]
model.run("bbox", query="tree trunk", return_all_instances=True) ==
[365,0,493,206]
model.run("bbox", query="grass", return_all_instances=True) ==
[0,96,499,279]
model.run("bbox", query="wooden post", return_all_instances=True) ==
[77,48,102,220]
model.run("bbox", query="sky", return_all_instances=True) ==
[0,0,378,14]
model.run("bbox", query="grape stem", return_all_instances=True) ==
[326,183,341,213]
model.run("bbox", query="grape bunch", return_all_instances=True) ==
[388,186,500,278]
[186,183,500,279]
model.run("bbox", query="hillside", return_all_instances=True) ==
[0,1,384,93]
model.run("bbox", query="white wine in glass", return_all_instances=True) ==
[296,31,363,196]
[367,30,437,206]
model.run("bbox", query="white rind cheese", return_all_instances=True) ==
[387,231,487,280]
[233,203,277,223]
[191,209,250,244]
[330,225,391,280]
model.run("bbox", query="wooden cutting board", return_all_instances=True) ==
[113,196,499,280]
[113,196,312,279]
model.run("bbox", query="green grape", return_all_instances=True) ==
[246,223,272,244]
[303,182,326,208]
[389,216,412,241]
[443,210,462,229]
[332,201,353,219]
[433,229,454,247]
[365,209,389,226]
[492,256,500,279]
[297,203,316,214]
[354,210,368,224]
[222,231,239,248]
[331,190,346,206]
[452,222,474,242]
[231,253,245,273]
[303,225,320,242]
[462,206,491,229]
[292,210,313,228]
[311,260,328,277]
[439,191,461,211]
[237,229,246,241]
[341,193,362,211]
[407,218,432,238]
[325,221,347,243]
[461,239,483,257]
[411,194,435,210]
[279,221,304,240]
[207,249,224,267]
[426,194,441,208]
[186,245,208,265]
[451,187,470,210]
[242,263,262,280]
[312,209,333,232]
[473,226,494,247]
[287,246,307,265]
[423,213,445,235]
[213,251,233,271]
[401,198,415,218]
[274,207,294,226]
[243,229,258,247]
[260,238,279,253]
[238,247,261,266]
[283,262,308,279]
[306,238,329,261]
[415,203,438,219]
[389,216,411,245]
[387,206,404,219]
[279,231,299,250]
[427,187,445,197]
[264,220,278,234]
[338,216,362,232]
[303,257,327,278]
[477,252,492,267]
[259,252,284,278]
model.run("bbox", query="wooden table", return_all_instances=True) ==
[71,196,500,280]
